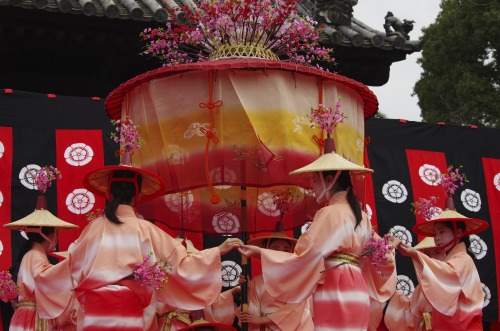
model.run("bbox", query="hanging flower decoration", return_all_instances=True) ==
[322,229,396,276]
[133,252,172,291]
[412,196,440,220]
[110,119,144,153]
[86,208,104,222]
[439,165,467,196]
[309,98,347,138]
[140,0,333,69]
[31,166,62,194]
[0,271,20,303]
[271,186,299,218]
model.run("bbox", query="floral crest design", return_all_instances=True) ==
[30,165,62,194]
[140,0,333,69]
[133,252,172,291]
[270,186,299,218]
[308,98,347,137]
[110,119,144,153]
[0,271,20,303]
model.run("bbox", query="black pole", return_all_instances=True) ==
[240,185,249,331]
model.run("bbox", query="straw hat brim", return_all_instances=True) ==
[247,232,297,249]
[3,210,79,230]
[178,321,236,331]
[413,209,489,237]
[289,152,373,176]
[82,165,167,203]
[413,237,436,251]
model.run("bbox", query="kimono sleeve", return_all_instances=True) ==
[413,250,463,316]
[35,258,74,319]
[203,288,237,325]
[147,225,222,310]
[384,290,415,331]
[260,231,324,303]
[267,300,310,331]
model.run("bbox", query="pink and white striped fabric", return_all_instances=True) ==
[411,242,484,330]
[246,274,314,330]
[384,285,428,331]
[34,205,223,330]
[259,192,396,330]
[9,243,54,331]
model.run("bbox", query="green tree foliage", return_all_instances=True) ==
[414,0,500,127]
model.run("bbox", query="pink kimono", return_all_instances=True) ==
[34,205,223,331]
[245,274,314,331]
[384,285,432,331]
[258,192,395,330]
[409,242,483,330]
[9,242,54,331]
[10,242,75,331]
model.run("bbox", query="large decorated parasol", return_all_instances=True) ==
[104,59,376,235]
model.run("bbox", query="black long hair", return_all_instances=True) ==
[9,227,55,283]
[321,170,363,229]
[441,221,476,260]
[104,170,143,224]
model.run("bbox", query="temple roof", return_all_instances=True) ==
[0,0,422,53]
[0,0,422,95]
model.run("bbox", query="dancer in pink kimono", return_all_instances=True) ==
[239,151,396,330]
[397,200,488,331]
[34,160,242,331]
[239,232,314,331]
[384,237,446,331]
[4,199,78,331]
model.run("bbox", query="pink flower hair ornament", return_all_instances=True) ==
[309,99,347,138]
[439,165,467,196]
[30,165,62,194]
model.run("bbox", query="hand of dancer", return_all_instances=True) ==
[240,311,271,326]
[218,238,243,255]
[397,243,418,258]
[238,244,261,258]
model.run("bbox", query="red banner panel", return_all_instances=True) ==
[482,157,500,318]
[55,130,106,251]
[0,127,13,271]
[406,149,448,225]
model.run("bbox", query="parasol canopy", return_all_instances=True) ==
[104,59,377,235]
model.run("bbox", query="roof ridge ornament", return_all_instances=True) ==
[384,11,415,40]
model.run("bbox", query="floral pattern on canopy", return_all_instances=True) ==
[104,59,377,234]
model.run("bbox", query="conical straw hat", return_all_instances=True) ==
[247,232,297,250]
[413,237,436,251]
[289,152,373,176]
[3,196,78,230]
[3,210,78,230]
[413,209,488,237]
